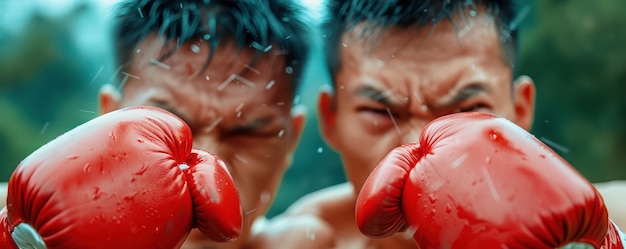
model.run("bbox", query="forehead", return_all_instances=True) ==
[336,11,511,98]
[342,12,503,66]
[128,34,293,94]
[132,34,290,79]
[120,34,295,121]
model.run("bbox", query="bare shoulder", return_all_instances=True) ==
[245,214,336,249]
[594,180,626,229]
[285,182,356,218]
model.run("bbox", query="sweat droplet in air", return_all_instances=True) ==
[266,80,276,90]
[317,147,323,153]
[236,103,245,112]
[149,58,171,70]
[220,74,256,91]
[386,108,401,135]
[40,122,50,135]
[245,64,261,74]
[285,66,293,74]
[278,129,285,138]
[190,44,200,53]
[234,154,248,164]
[482,166,500,202]
[89,66,104,85]
[539,137,570,154]
[236,103,245,118]
[204,117,223,133]
[451,153,468,168]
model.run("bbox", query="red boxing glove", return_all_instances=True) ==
[0,106,242,249]
[356,112,625,248]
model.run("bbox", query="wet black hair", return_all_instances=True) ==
[323,0,522,78]
[112,0,312,93]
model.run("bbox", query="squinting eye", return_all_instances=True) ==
[359,107,388,115]
[358,107,401,117]
[457,103,489,113]
[227,125,285,139]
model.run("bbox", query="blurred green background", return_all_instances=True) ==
[0,0,624,217]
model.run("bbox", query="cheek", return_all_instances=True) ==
[235,181,262,213]
[335,113,399,168]
[356,112,396,134]
[490,96,517,120]
[120,87,151,107]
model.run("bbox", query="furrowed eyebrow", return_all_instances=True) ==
[436,83,490,109]
[231,117,272,132]
[354,85,401,107]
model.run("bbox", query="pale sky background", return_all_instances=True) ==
[0,0,325,31]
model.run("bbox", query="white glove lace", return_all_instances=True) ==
[12,223,46,249]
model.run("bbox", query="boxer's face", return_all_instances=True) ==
[99,34,304,243]
[319,11,535,193]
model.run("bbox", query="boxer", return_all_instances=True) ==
[253,0,626,248]
[0,0,313,248]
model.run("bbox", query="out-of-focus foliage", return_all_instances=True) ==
[519,0,626,182]
[0,0,624,217]
[0,3,105,178]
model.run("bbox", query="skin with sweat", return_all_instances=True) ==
[273,9,626,249]
[257,10,537,249]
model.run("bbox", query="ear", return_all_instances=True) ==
[511,75,536,131]
[317,84,339,150]
[98,84,121,115]
[287,104,307,154]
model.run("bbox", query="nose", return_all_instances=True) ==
[400,119,427,145]
[401,130,421,145]
[193,133,221,156]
